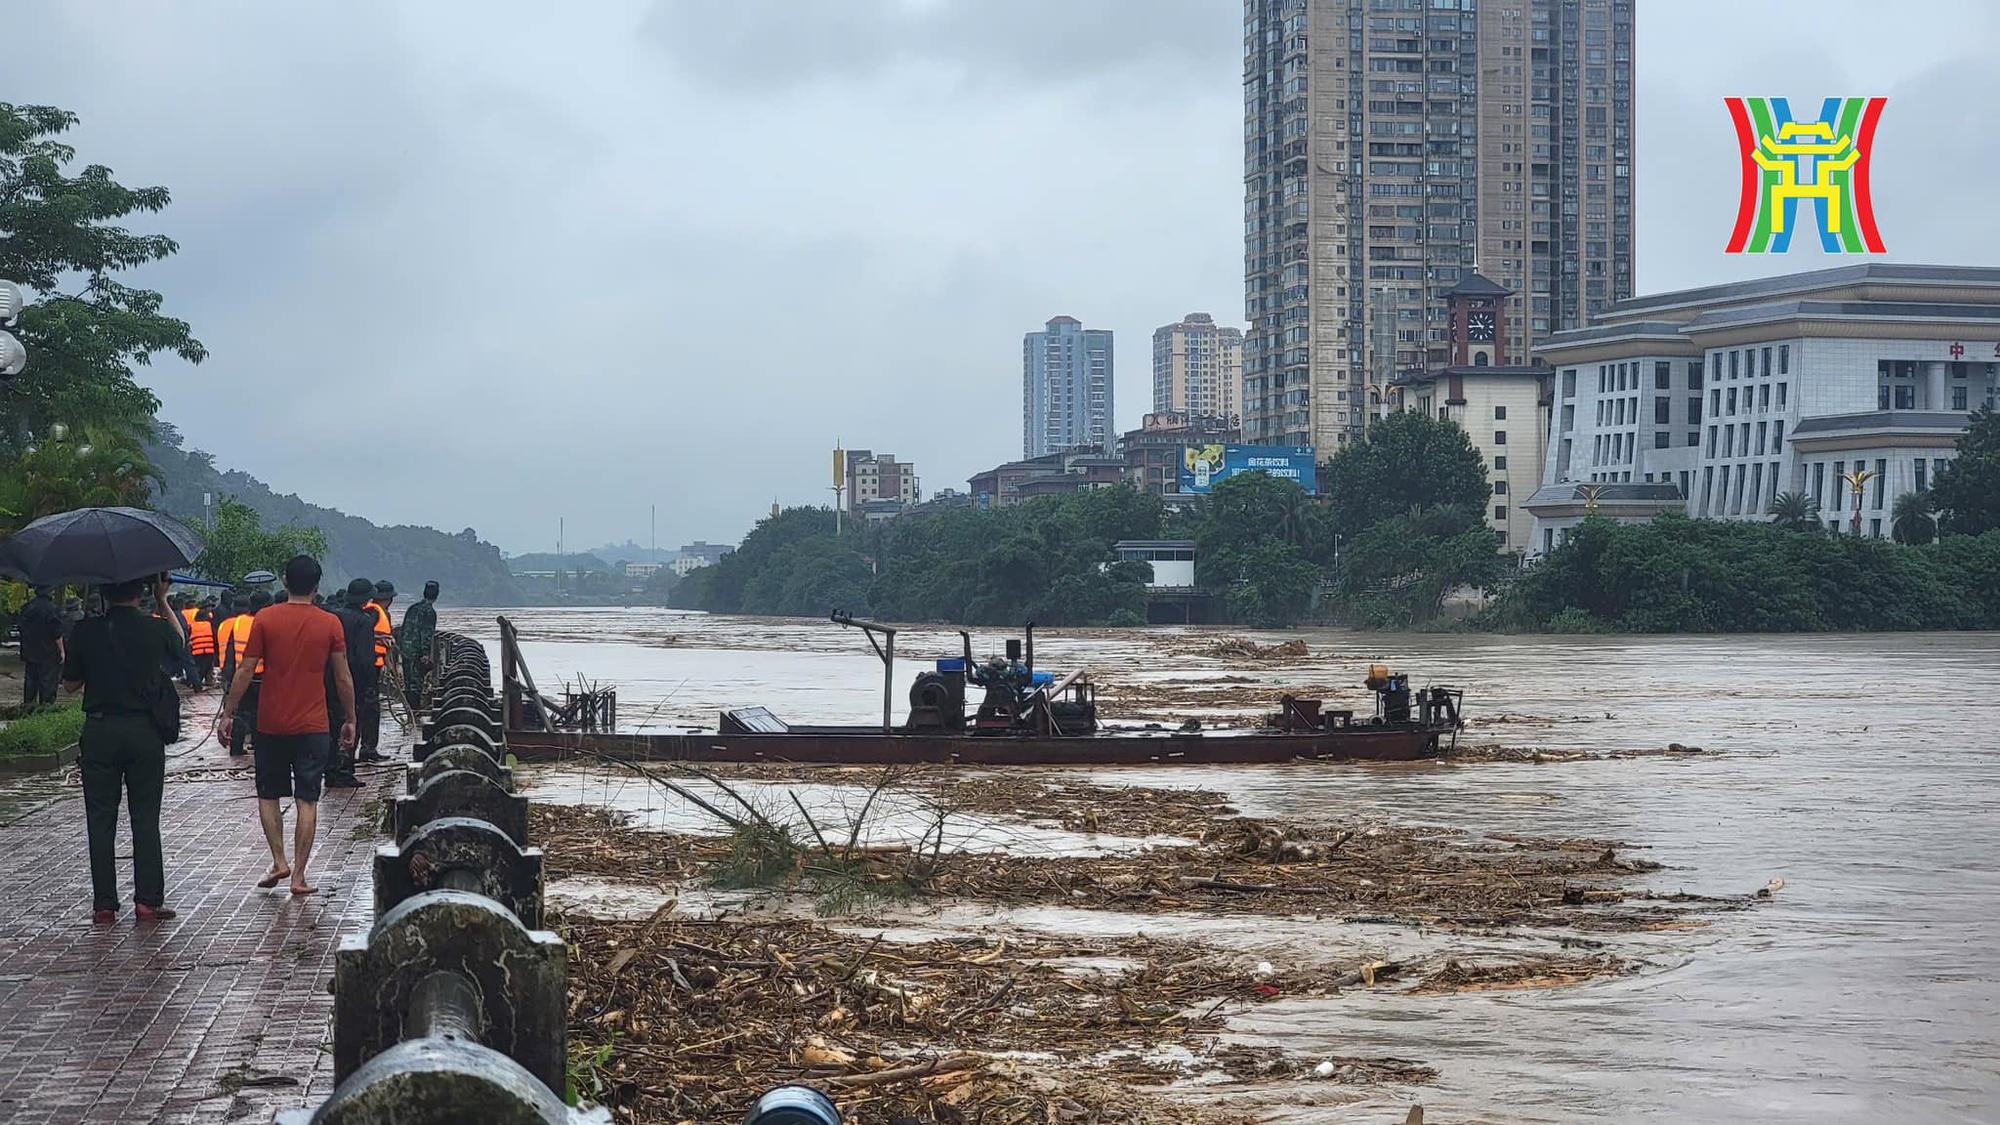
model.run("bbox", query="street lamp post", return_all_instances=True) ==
[1838,468,1878,536]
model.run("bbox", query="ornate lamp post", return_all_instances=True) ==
[1837,467,1877,536]
[0,279,26,378]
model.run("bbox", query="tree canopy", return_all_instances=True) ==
[1489,513,2000,632]
[1188,472,1327,627]
[191,499,329,588]
[1321,409,1491,535]
[0,102,203,458]
[1338,505,1507,628]
[1932,405,2000,536]
[672,489,1159,626]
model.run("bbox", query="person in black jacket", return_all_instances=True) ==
[322,578,379,789]
[61,574,185,924]
[17,586,65,709]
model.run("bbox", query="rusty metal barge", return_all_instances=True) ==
[497,614,1463,767]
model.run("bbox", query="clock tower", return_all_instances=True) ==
[1447,273,1511,368]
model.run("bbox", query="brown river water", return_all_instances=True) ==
[477,611,1999,1121]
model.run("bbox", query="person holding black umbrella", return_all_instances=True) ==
[60,572,185,924]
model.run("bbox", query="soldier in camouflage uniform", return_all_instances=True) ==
[399,580,439,714]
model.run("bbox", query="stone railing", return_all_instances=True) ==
[281,630,839,1124]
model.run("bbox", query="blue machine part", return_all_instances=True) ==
[1031,671,1054,685]
[744,1086,841,1125]
[935,658,967,673]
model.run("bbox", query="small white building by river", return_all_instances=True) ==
[1527,264,2000,554]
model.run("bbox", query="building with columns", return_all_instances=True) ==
[1525,264,2000,552]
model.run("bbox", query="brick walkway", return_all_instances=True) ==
[0,697,407,1125]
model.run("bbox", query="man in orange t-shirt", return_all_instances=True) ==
[221,555,356,897]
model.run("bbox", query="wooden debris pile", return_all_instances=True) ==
[1410,954,1634,995]
[565,914,1428,1124]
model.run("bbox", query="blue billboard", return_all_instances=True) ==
[1179,444,1318,495]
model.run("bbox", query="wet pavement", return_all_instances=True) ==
[451,607,2000,1125]
[0,692,405,1124]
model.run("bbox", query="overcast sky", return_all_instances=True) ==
[7,1,1998,554]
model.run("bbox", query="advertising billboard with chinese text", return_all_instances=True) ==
[1178,445,1317,495]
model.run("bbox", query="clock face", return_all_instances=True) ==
[1467,310,1497,343]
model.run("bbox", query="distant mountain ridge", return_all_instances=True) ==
[146,425,523,605]
[505,551,612,574]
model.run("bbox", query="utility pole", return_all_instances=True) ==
[556,517,564,598]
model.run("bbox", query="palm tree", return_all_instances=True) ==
[1891,490,1936,545]
[1770,491,1820,531]
[1275,488,1312,548]
[11,426,160,526]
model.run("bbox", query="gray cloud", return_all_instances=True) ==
[640,0,1235,92]
[4,1,1995,555]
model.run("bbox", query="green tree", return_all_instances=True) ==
[641,565,680,606]
[191,499,329,586]
[1210,538,1319,629]
[0,425,159,529]
[1891,490,1936,545]
[1337,505,1506,627]
[1190,473,1329,625]
[1322,411,1490,535]
[0,103,204,454]
[1932,406,2000,536]
[1770,491,1820,532]
[1195,472,1318,561]
[1487,513,1995,633]
[740,537,873,617]
[667,564,719,611]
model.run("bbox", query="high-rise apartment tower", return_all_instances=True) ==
[1151,313,1245,419]
[1243,0,1634,452]
[1024,316,1115,457]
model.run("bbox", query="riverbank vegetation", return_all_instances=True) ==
[1486,514,2000,633]
[678,402,2000,633]
[1486,407,2000,633]
[672,411,1506,628]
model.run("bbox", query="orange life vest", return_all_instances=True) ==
[184,608,217,657]
[220,614,263,675]
[369,602,391,668]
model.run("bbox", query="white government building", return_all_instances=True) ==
[1526,264,2000,553]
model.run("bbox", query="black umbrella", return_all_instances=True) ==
[0,506,206,585]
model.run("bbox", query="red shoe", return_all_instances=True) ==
[135,904,177,921]
[92,909,117,925]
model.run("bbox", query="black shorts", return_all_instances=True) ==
[254,731,331,802]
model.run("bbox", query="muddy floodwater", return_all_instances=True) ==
[445,607,2000,1125]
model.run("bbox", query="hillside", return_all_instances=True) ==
[146,425,523,605]
[505,552,613,574]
